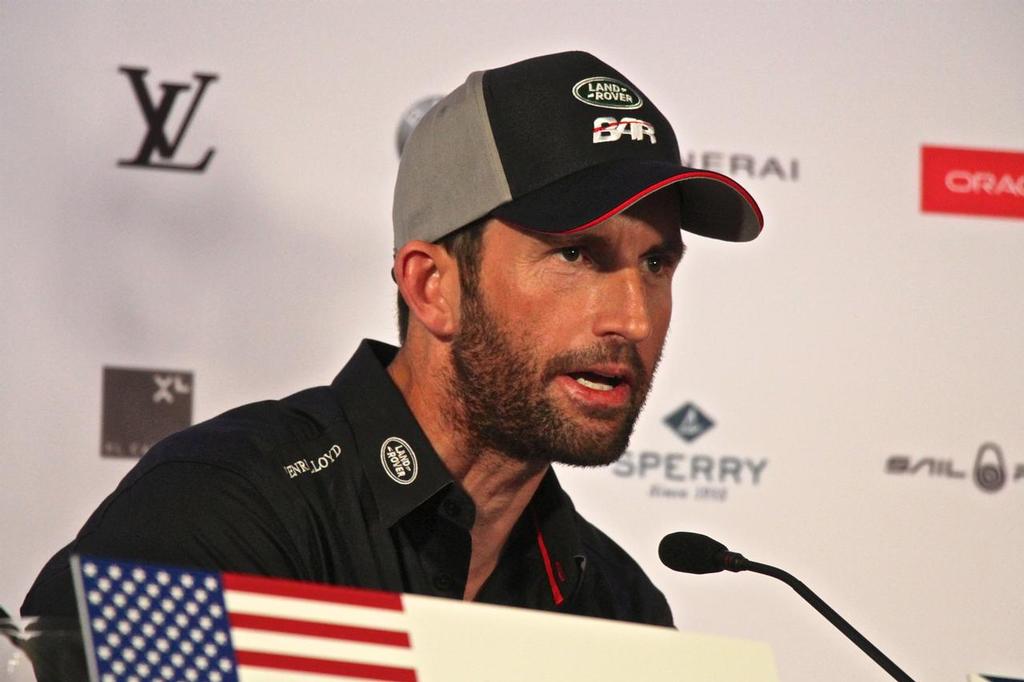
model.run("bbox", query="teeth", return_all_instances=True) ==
[575,376,614,392]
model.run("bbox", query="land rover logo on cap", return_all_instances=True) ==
[572,76,643,110]
[380,437,418,485]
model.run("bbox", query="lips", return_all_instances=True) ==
[557,364,635,410]
[569,372,621,391]
[566,367,631,392]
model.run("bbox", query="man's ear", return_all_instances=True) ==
[393,240,460,339]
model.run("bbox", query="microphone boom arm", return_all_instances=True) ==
[730,554,915,682]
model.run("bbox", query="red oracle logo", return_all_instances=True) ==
[921,145,1024,220]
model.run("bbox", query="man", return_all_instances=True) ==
[23,51,761,626]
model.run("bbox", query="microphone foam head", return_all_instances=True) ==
[658,532,728,574]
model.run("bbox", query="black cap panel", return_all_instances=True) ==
[482,51,680,198]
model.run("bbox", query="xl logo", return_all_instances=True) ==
[101,366,193,458]
[152,373,192,404]
[593,117,656,144]
[118,66,218,172]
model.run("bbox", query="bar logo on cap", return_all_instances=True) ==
[572,76,643,110]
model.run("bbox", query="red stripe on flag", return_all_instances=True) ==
[223,573,404,611]
[229,612,411,647]
[236,650,418,681]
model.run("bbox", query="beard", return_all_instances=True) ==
[447,284,661,467]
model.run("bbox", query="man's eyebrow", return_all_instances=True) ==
[646,238,686,260]
[531,231,609,248]
[533,231,686,259]
[528,228,688,260]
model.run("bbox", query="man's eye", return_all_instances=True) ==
[559,247,582,262]
[646,256,665,273]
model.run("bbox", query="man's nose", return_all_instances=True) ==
[592,269,652,342]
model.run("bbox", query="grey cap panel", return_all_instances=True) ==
[392,71,512,249]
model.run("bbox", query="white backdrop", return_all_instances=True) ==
[3,2,1023,680]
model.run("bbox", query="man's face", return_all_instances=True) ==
[447,189,684,466]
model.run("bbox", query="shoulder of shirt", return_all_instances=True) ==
[133,384,350,477]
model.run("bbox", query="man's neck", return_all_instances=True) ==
[387,343,548,600]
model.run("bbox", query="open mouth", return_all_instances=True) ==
[567,371,625,392]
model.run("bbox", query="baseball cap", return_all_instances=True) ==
[393,51,762,249]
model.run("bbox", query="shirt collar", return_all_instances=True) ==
[331,339,588,596]
[330,339,454,528]
[528,467,586,601]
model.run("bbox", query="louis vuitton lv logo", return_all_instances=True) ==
[118,66,218,172]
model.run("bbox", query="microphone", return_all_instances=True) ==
[658,532,916,682]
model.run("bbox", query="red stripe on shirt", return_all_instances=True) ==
[532,509,565,606]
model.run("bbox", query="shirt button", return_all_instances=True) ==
[433,573,455,593]
[442,499,461,518]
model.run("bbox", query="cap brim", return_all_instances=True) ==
[490,160,763,242]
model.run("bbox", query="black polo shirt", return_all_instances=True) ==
[23,340,673,627]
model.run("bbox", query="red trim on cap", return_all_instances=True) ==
[560,170,764,234]
[531,508,565,606]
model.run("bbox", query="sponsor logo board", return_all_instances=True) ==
[613,402,767,502]
[119,66,218,172]
[921,145,1024,220]
[885,442,1023,494]
[101,367,193,457]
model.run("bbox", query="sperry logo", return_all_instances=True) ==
[664,402,714,443]
[380,437,418,485]
[573,76,643,110]
[118,66,218,172]
[593,117,656,145]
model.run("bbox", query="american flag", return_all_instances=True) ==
[72,556,418,682]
